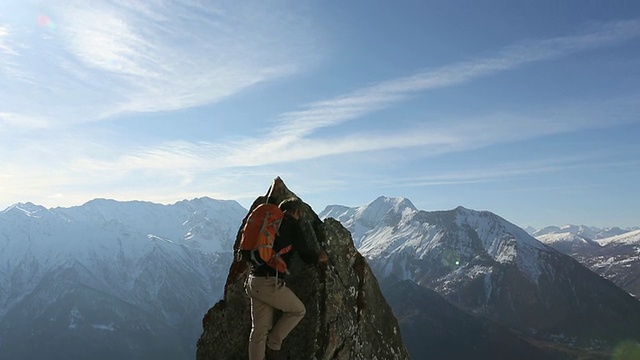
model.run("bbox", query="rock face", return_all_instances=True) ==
[196,178,409,360]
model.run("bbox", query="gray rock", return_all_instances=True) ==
[196,177,408,360]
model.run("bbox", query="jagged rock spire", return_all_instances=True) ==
[196,177,409,359]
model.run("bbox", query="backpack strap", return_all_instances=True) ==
[276,245,293,256]
[249,249,263,266]
[269,244,293,275]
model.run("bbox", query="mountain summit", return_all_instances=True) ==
[196,178,409,359]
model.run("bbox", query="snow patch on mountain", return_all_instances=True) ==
[92,323,116,331]
[453,206,551,284]
[598,229,640,246]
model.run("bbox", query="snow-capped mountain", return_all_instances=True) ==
[599,229,640,246]
[0,198,246,360]
[320,196,417,249]
[535,232,602,255]
[571,230,640,299]
[533,224,634,240]
[320,197,640,353]
[535,226,640,299]
[529,224,638,255]
[322,196,552,287]
[531,224,639,259]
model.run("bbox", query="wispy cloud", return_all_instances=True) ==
[272,19,640,140]
[221,92,640,168]
[45,91,637,184]
[0,25,16,54]
[0,0,321,128]
[187,19,640,171]
[0,23,31,85]
[0,112,53,131]
[366,154,610,189]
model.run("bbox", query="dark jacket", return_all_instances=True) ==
[250,213,318,277]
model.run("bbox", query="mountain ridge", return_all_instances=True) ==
[320,197,640,357]
[0,197,246,360]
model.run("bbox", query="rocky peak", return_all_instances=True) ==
[196,177,409,359]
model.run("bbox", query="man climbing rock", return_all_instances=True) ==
[242,197,328,360]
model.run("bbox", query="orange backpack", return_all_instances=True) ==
[239,203,292,273]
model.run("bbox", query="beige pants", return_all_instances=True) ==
[245,275,306,360]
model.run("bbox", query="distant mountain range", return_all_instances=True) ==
[2,196,640,359]
[0,199,245,360]
[530,224,637,240]
[320,196,640,359]
[533,226,640,299]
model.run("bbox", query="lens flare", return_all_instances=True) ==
[36,15,56,30]
[613,340,640,360]
[440,248,462,268]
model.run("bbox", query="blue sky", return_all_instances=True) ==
[1,1,639,229]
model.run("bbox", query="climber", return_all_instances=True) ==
[244,197,328,360]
